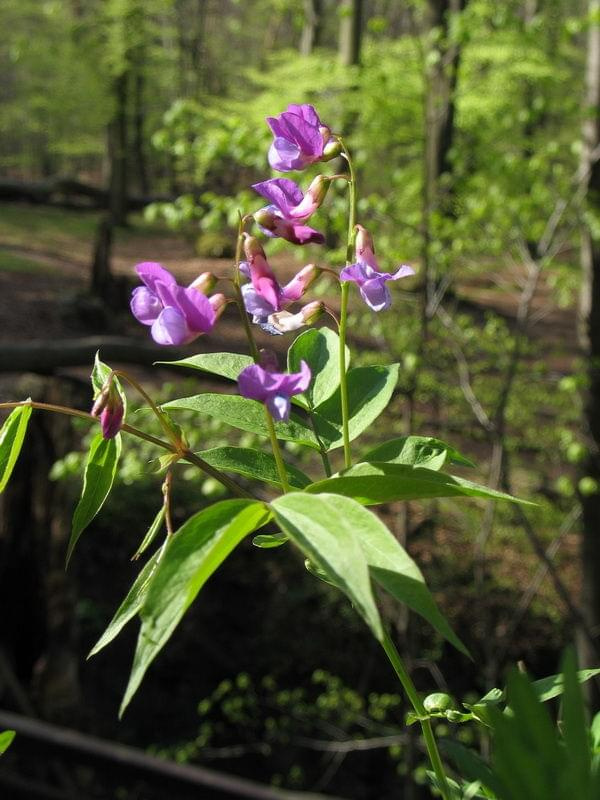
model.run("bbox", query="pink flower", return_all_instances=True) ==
[238,358,311,421]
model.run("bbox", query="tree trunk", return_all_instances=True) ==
[107,72,129,226]
[300,0,323,55]
[90,215,114,301]
[577,0,600,693]
[338,0,363,66]
[132,67,149,196]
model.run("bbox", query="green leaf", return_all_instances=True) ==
[252,532,289,548]
[271,493,384,642]
[560,648,591,793]
[196,446,311,489]
[312,364,399,450]
[0,403,32,493]
[132,506,166,561]
[67,433,121,565]
[158,352,253,382]
[120,499,270,716]
[0,730,15,755]
[441,741,503,798]
[164,394,322,449]
[88,548,163,657]
[354,504,468,656]
[307,462,531,505]
[463,687,505,727]
[531,667,600,703]
[363,435,476,469]
[287,328,349,408]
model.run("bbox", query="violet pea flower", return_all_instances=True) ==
[252,177,328,245]
[238,360,311,422]
[340,225,415,312]
[130,262,218,346]
[267,104,330,172]
[241,236,319,333]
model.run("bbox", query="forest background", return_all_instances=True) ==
[1,0,600,798]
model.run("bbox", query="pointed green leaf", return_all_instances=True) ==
[0,730,15,755]
[132,506,166,560]
[271,493,383,642]
[67,433,121,564]
[120,499,270,716]
[158,352,253,382]
[560,649,591,792]
[196,446,311,489]
[531,667,600,703]
[307,462,531,505]
[354,504,469,656]
[163,394,323,449]
[88,548,163,657]
[252,532,288,548]
[363,436,476,469]
[441,741,503,798]
[287,328,349,409]
[312,365,399,450]
[0,403,32,493]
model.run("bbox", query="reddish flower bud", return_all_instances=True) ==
[92,382,124,439]
[189,272,217,295]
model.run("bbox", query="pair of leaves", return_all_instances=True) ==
[271,492,468,656]
[90,499,271,716]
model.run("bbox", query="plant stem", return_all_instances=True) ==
[112,369,180,447]
[263,409,291,492]
[338,136,358,470]
[0,401,253,500]
[381,629,453,800]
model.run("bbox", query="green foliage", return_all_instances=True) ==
[288,327,349,409]
[363,436,476,469]
[68,433,122,565]
[196,446,310,489]
[0,730,15,756]
[119,499,271,715]
[162,352,254,383]
[307,462,530,506]
[0,403,32,493]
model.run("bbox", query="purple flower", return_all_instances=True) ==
[340,225,415,312]
[267,104,330,172]
[238,359,311,421]
[91,383,124,439]
[130,262,217,345]
[241,236,319,333]
[252,176,328,245]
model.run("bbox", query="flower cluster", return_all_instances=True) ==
[126,102,415,422]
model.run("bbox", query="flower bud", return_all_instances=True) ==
[243,233,267,262]
[209,292,228,320]
[253,208,278,232]
[189,271,217,295]
[355,224,375,258]
[91,381,124,439]
[282,263,320,301]
[305,175,330,208]
[268,300,324,333]
[322,139,343,161]
[258,348,279,372]
[300,300,325,325]
[423,693,454,714]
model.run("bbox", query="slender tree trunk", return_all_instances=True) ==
[338,0,363,66]
[107,72,129,226]
[300,0,323,55]
[577,0,600,692]
[132,64,149,196]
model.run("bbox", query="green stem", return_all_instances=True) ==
[308,409,332,477]
[381,629,453,800]
[264,409,291,493]
[0,401,253,501]
[338,136,358,470]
